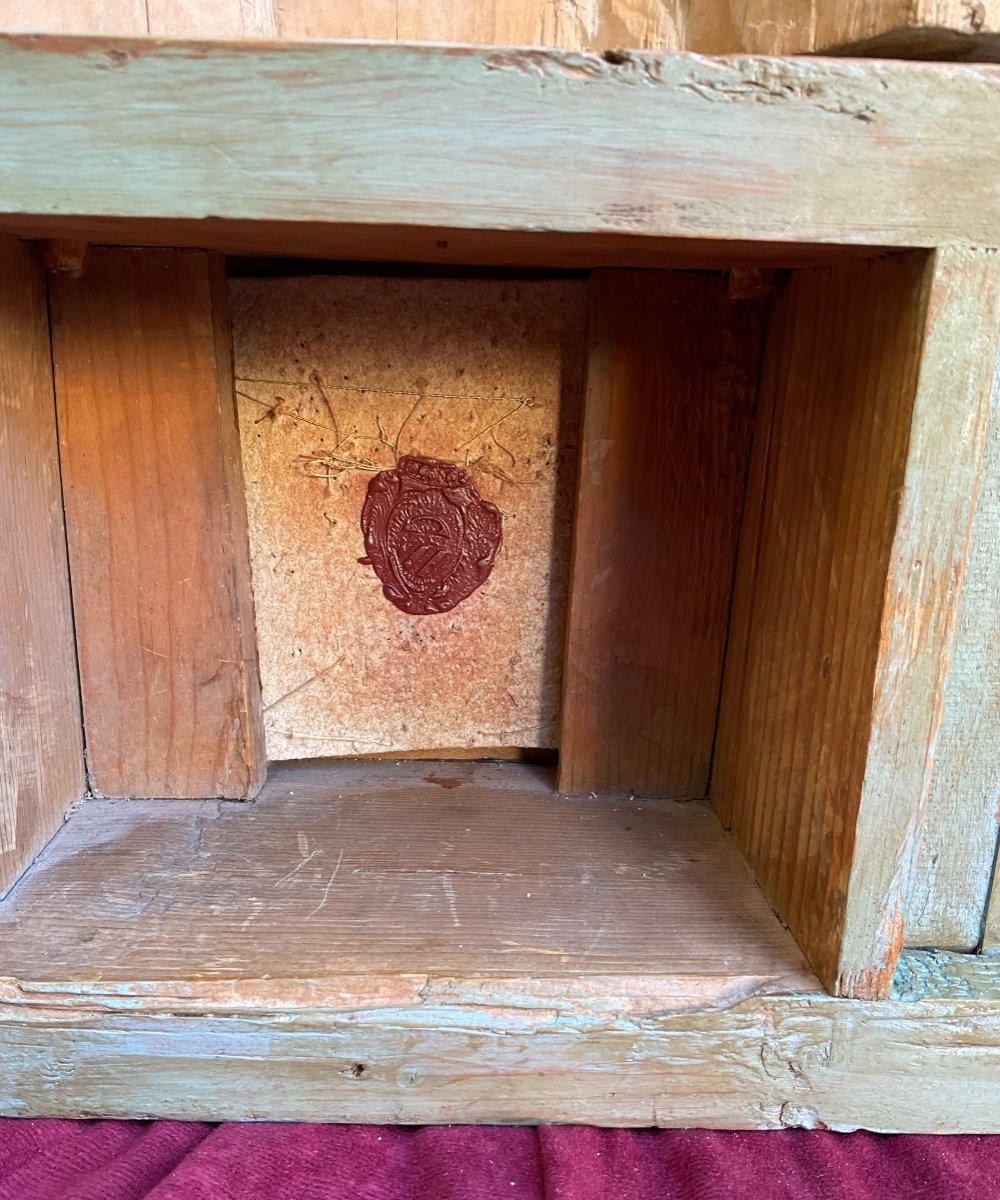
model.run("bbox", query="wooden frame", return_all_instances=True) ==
[0,34,999,1128]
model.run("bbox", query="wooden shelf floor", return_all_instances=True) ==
[0,760,814,1001]
[3,760,1000,1129]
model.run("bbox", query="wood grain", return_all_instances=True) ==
[0,40,998,254]
[147,0,279,37]
[50,248,265,799]
[713,252,934,997]
[905,296,1000,949]
[4,0,996,55]
[0,236,85,895]
[1,947,1000,1128]
[717,247,1000,995]
[559,270,767,798]
[277,0,685,49]
[232,274,585,761]
[0,0,146,34]
[0,220,896,277]
[688,0,1000,55]
[818,0,1000,58]
[687,0,816,54]
[0,0,278,35]
[0,759,812,984]
[842,247,1000,988]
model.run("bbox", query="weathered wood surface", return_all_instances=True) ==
[716,247,1000,992]
[893,949,1000,1000]
[6,224,898,276]
[232,274,585,761]
[0,236,85,895]
[2,956,1000,1128]
[0,760,813,984]
[0,0,682,47]
[277,0,685,48]
[714,252,933,997]
[846,247,1000,981]
[559,270,766,798]
[818,1,1000,60]
[0,39,998,256]
[0,0,278,36]
[905,281,1000,949]
[1,0,996,57]
[5,758,1000,1128]
[688,0,999,55]
[50,248,265,798]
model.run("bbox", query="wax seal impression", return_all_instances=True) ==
[359,455,502,615]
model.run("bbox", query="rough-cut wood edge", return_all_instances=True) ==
[0,235,85,896]
[1,952,1000,1128]
[0,37,998,252]
[208,255,267,795]
[839,246,1000,997]
[904,305,1000,950]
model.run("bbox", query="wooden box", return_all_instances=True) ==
[0,33,999,1130]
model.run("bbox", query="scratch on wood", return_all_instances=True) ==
[273,848,321,887]
[305,848,344,919]
[263,659,344,714]
[441,873,461,927]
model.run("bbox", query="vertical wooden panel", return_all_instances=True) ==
[687,0,816,54]
[146,0,278,36]
[716,248,1000,997]
[0,0,146,33]
[714,252,928,994]
[51,248,265,800]
[0,0,279,35]
[0,235,85,894]
[558,270,767,799]
[844,247,1000,986]
[276,0,686,48]
[814,0,1000,53]
[905,330,1000,949]
[687,0,1000,53]
[1,0,994,52]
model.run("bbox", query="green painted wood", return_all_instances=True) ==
[904,333,1000,950]
[0,37,997,250]
[840,247,1000,993]
[893,950,1000,1001]
[2,964,1000,1128]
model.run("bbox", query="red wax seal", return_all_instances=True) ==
[359,455,502,615]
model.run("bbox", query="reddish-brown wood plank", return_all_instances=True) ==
[0,235,85,894]
[50,248,265,799]
[558,270,767,798]
[715,248,999,997]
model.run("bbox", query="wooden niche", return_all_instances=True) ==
[0,37,999,1132]
[1,241,997,1124]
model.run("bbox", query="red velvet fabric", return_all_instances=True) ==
[1,1122,999,1199]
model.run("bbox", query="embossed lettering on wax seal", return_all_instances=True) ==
[358,455,502,615]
